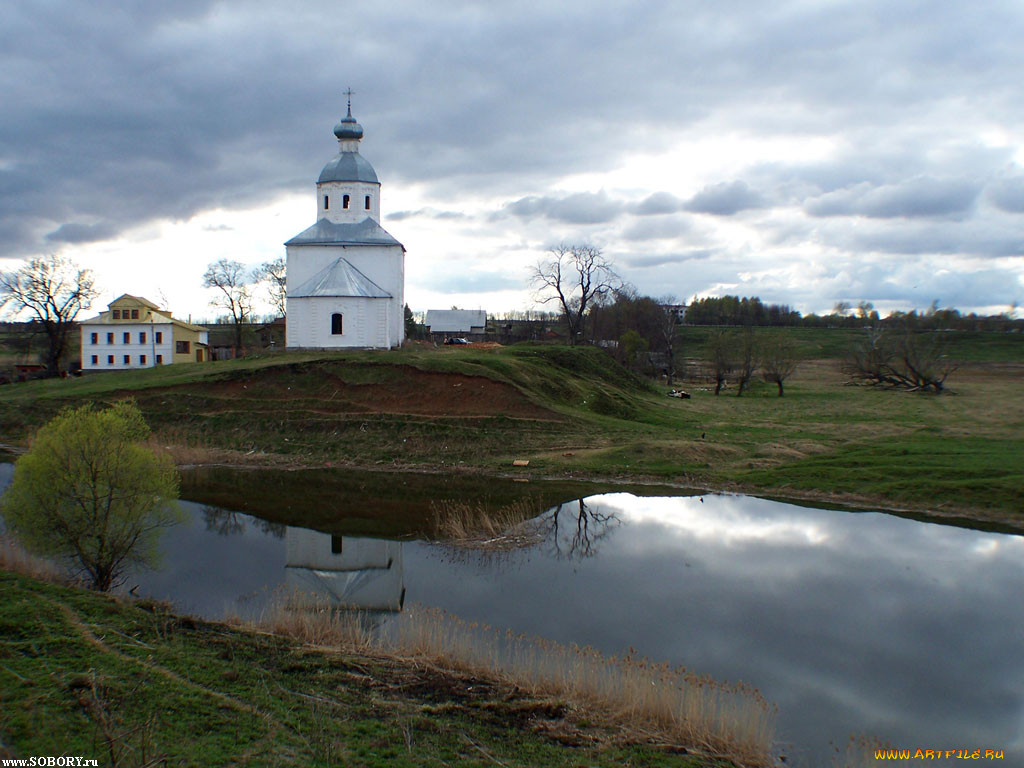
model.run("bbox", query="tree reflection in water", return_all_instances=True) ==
[542,499,620,560]
[202,506,286,538]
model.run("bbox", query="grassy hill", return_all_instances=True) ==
[0,341,1021,524]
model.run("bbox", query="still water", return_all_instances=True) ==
[3,464,1023,765]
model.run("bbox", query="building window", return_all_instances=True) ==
[156,355,163,364]
[140,355,146,365]
[123,355,130,365]
[131,309,139,319]
[139,332,146,344]
[107,355,114,365]
[324,195,329,210]
[331,535,343,554]
[91,355,98,365]
[331,313,343,335]
[343,194,350,209]
[106,333,114,344]
[176,340,190,354]
[90,332,98,344]
[112,310,120,319]
[155,331,163,344]
[123,332,130,344]
[365,195,371,210]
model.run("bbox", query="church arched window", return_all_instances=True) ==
[365,195,371,210]
[324,195,329,210]
[343,194,350,209]
[331,313,343,335]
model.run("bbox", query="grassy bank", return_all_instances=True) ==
[0,339,1021,524]
[0,567,755,767]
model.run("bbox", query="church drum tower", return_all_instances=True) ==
[285,100,405,349]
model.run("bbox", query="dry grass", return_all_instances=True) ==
[253,590,377,649]
[0,533,63,583]
[144,431,289,468]
[388,607,776,766]
[245,596,777,767]
[428,498,546,550]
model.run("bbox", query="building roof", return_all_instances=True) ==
[318,152,379,184]
[110,293,160,309]
[285,216,403,248]
[290,257,392,299]
[79,295,208,331]
[425,309,487,333]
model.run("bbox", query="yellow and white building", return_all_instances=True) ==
[80,294,209,371]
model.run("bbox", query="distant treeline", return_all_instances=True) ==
[684,296,1023,332]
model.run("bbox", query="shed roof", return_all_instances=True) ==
[424,309,487,333]
[285,217,403,248]
[290,257,391,299]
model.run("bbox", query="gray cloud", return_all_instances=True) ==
[3,1,1024,313]
[45,222,118,244]
[501,191,621,224]
[805,177,981,219]
[631,192,684,215]
[685,181,767,215]
[986,176,1024,213]
[387,208,469,222]
[419,269,522,294]
[620,215,693,242]
[620,249,716,269]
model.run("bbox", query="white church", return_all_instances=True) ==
[285,100,405,349]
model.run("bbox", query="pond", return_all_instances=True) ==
[2,463,1022,765]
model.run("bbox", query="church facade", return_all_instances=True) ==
[285,103,405,349]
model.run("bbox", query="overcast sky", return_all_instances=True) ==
[3,0,1023,320]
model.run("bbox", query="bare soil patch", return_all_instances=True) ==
[124,364,560,420]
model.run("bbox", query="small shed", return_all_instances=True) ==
[424,309,487,342]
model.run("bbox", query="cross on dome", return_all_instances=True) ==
[334,88,363,141]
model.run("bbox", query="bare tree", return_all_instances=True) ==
[707,329,734,395]
[256,257,287,318]
[844,326,957,392]
[0,254,99,375]
[733,328,758,397]
[658,297,681,386]
[530,244,619,345]
[202,259,253,352]
[760,335,799,396]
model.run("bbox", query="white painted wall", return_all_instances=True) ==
[286,242,404,349]
[81,322,174,370]
[285,296,395,348]
[317,181,381,223]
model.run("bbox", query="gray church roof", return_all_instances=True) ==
[285,217,403,248]
[318,152,379,184]
[290,257,392,299]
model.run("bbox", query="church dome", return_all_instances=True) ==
[318,101,379,184]
[318,153,379,184]
[333,114,363,141]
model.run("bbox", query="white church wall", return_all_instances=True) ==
[317,181,380,223]
[285,296,395,348]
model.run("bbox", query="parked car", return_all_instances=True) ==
[444,337,470,345]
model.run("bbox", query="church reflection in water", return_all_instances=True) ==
[284,527,405,612]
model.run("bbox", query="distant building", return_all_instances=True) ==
[661,303,688,323]
[424,309,487,342]
[285,98,405,349]
[79,294,209,371]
